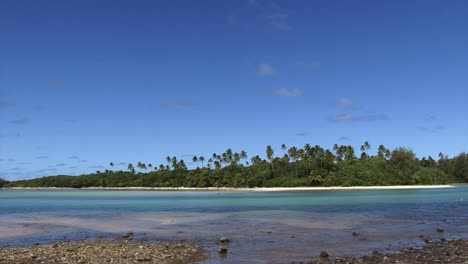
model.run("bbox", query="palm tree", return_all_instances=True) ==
[199,156,205,168]
[360,141,371,160]
[137,162,147,171]
[166,156,172,170]
[127,163,135,174]
[240,151,248,166]
[192,156,199,167]
[266,145,275,177]
[281,144,287,156]
[109,162,114,167]
[288,147,298,178]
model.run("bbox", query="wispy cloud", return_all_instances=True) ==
[117,162,127,166]
[0,133,21,138]
[89,165,104,169]
[68,156,80,160]
[162,101,192,109]
[338,136,352,141]
[337,98,354,107]
[8,158,16,162]
[247,0,291,31]
[257,63,274,76]
[36,156,48,159]
[273,88,302,98]
[8,117,31,125]
[78,159,88,163]
[330,113,389,123]
[56,163,66,167]
[424,115,437,122]
[417,125,445,132]
[296,132,309,137]
[263,13,290,31]
[69,166,78,169]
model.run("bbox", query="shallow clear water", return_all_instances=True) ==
[0,187,467,263]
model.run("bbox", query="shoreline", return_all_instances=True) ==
[1,184,458,192]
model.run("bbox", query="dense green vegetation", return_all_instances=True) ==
[0,177,9,188]
[5,143,468,188]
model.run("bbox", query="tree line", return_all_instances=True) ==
[3,142,468,188]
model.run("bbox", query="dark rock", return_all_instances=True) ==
[352,232,359,236]
[358,237,367,241]
[320,251,329,258]
[437,228,444,233]
[220,237,230,243]
[424,238,433,244]
[218,247,228,254]
[122,232,134,239]
[441,238,447,242]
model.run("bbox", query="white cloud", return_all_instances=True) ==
[330,113,388,123]
[338,98,354,106]
[257,63,274,76]
[274,88,302,98]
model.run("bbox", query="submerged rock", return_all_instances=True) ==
[220,237,230,243]
[436,228,444,233]
[218,247,228,254]
[320,251,329,258]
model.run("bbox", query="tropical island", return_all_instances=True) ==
[2,143,466,188]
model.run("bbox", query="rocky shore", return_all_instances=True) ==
[308,239,468,264]
[0,240,206,264]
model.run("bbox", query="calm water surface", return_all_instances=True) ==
[1,186,467,263]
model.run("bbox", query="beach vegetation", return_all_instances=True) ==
[5,143,468,188]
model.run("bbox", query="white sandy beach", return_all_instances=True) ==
[1,185,457,192]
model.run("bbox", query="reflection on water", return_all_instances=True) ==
[0,187,467,263]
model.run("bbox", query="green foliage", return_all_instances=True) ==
[0,177,9,187]
[452,153,468,182]
[6,144,468,188]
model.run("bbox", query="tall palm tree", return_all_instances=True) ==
[199,156,205,168]
[288,147,298,178]
[266,145,275,177]
[240,151,248,166]
[360,141,371,160]
[166,156,172,170]
[127,163,135,174]
[192,156,199,167]
[281,144,287,156]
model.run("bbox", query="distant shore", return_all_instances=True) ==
[1,184,458,191]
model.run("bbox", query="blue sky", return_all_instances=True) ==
[1,0,467,180]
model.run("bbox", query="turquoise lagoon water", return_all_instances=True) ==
[0,186,467,263]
